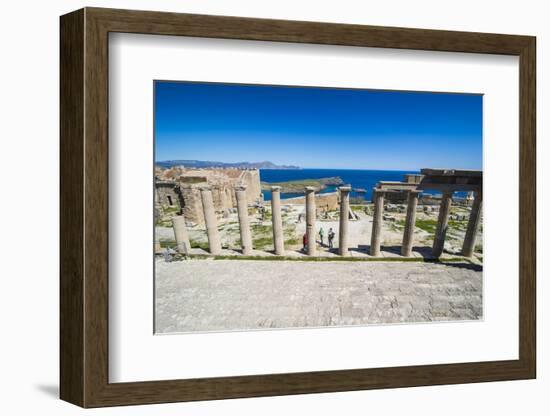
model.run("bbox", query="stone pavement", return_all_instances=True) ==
[155,259,482,334]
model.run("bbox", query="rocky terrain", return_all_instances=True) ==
[156,159,300,170]
[261,176,344,193]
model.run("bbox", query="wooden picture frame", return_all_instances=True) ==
[60,7,536,408]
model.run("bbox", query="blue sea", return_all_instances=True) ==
[260,169,447,201]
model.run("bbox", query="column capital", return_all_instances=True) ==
[305,186,316,192]
[339,186,352,193]
[271,185,281,192]
[199,185,212,192]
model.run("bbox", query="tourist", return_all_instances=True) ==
[319,227,325,246]
[328,228,335,249]
[302,233,308,252]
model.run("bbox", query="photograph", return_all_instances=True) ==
[153,81,483,334]
[49,4,539,409]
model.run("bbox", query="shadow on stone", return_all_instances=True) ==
[382,245,402,255]
[351,244,370,254]
[412,246,435,259]
[435,261,483,272]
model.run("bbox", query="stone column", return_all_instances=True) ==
[461,190,483,257]
[154,237,162,254]
[199,187,221,255]
[432,191,453,258]
[338,186,351,256]
[235,185,253,255]
[305,186,316,256]
[401,190,420,257]
[271,186,285,255]
[370,189,385,256]
[172,215,191,255]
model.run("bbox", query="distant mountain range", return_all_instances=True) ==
[155,160,301,170]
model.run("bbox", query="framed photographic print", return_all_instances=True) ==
[60,7,536,408]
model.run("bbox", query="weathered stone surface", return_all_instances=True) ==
[370,189,385,256]
[305,187,316,256]
[172,215,191,255]
[401,191,420,257]
[200,187,221,255]
[156,167,262,224]
[235,185,253,255]
[462,191,483,257]
[155,260,482,333]
[338,186,351,256]
[433,191,453,257]
[271,186,285,255]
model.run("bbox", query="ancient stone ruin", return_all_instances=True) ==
[155,167,262,224]
[159,168,482,260]
[371,168,482,257]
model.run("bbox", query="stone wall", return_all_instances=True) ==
[239,170,262,204]
[179,185,203,224]
[283,192,339,211]
[178,184,234,224]
[156,182,183,210]
[155,168,263,225]
[211,185,235,211]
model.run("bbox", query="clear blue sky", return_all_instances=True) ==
[154,81,482,170]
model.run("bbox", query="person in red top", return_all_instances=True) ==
[302,233,308,252]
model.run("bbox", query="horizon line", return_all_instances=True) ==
[154,161,482,171]
[154,165,483,172]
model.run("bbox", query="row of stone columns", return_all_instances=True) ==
[171,185,288,256]
[369,188,482,258]
[431,190,483,258]
[369,189,421,257]
[168,185,481,259]
[170,185,350,257]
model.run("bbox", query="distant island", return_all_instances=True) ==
[156,160,301,170]
[261,177,344,193]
